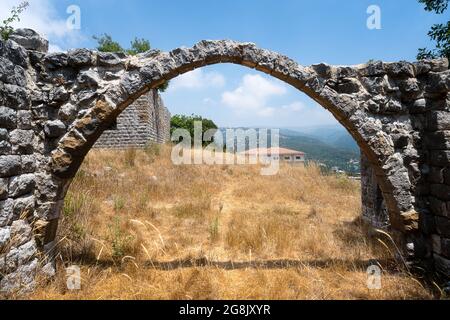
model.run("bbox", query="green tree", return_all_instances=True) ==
[0,1,29,40]
[127,37,150,55]
[93,33,124,52]
[170,114,218,147]
[93,34,169,91]
[417,0,450,62]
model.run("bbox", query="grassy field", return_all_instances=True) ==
[29,145,434,300]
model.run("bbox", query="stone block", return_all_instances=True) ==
[432,234,442,255]
[431,184,450,201]
[424,131,450,150]
[9,130,34,154]
[434,253,450,276]
[427,110,450,131]
[8,174,36,198]
[0,155,21,177]
[428,166,444,184]
[44,120,66,138]
[429,151,450,167]
[9,28,48,52]
[9,220,32,247]
[21,155,36,174]
[436,216,450,238]
[0,128,11,155]
[442,237,450,258]
[429,196,449,217]
[0,226,10,250]
[17,110,33,130]
[0,178,8,200]
[0,106,17,129]
[13,195,35,217]
[67,48,94,67]
[0,199,13,227]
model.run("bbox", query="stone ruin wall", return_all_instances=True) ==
[94,89,171,148]
[1,28,450,293]
[361,153,390,229]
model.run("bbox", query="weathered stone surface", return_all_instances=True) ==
[428,167,444,184]
[436,216,450,238]
[0,258,37,293]
[9,174,36,198]
[0,155,21,177]
[44,120,66,138]
[9,220,32,247]
[385,61,415,78]
[425,131,450,150]
[441,237,450,258]
[3,39,28,68]
[9,130,34,154]
[434,254,450,276]
[44,52,68,69]
[419,209,436,234]
[13,195,35,217]
[17,110,33,130]
[429,196,449,218]
[48,86,69,105]
[3,84,29,110]
[58,103,77,122]
[68,48,94,67]
[0,226,10,250]
[3,239,37,272]
[9,28,48,52]
[0,178,8,200]
[410,98,428,113]
[427,110,450,131]
[0,199,13,227]
[20,155,36,174]
[431,184,450,201]
[0,106,17,129]
[0,128,11,155]
[429,151,450,167]
[97,52,125,67]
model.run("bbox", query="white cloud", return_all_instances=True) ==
[169,69,226,91]
[221,74,287,117]
[48,43,63,53]
[0,0,85,50]
[281,101,305,112]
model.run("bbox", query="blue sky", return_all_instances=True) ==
[1,0,447,127]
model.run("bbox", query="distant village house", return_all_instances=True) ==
[242,147,306,163]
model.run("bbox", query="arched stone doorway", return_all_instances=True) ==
[0,29,449,291]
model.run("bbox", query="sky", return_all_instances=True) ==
[0,0,447,128]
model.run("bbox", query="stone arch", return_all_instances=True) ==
[50,40,412,233]
[1,29,449,291]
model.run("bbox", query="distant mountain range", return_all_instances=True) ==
[278,127,360,173]
[218,125,361,173]
[283,125,359,153]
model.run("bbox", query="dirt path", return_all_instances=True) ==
[211,181,239,244]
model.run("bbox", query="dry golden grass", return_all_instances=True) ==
[28,145,434,300]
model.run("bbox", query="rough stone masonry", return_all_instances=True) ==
[0,28,450,293]
[94,90,171,149]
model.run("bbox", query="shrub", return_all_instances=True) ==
[0,2,29,40]
[108,216,135,261]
